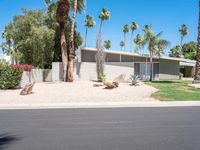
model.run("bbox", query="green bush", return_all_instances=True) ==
[0,65,24,89]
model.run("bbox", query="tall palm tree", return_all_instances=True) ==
[193,0,200,83]
[104,40,111,50]
[135,25,169,81]
[84,15,95,47]
[130,22,139,51]
[68,0,85,82]
[96,8,110,81]
[120,41,125,51]
[45,0,70,82]
[123,24,129,51]
[179,24,188,50]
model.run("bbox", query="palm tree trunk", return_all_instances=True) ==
[84,27,88,47]
[68,0,78,82]
[124,33,126,51]
[180,35,183,51]
[96,20,104,80]
[193,0,200,83]
[150,51,153,81]
[60,22,68,82]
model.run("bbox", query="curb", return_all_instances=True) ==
[0,101,200,110]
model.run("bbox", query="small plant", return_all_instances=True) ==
[98,73,106,82]
[130,74,139,86]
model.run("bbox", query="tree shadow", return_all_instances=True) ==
[0,133,20,150]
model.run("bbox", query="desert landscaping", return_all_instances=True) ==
[0,80,157,107]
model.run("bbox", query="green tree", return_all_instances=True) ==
[182,41,197,60]
[46,2,83,63]
[45,0,70,81]
[134,34,143,53]
[193,0,200,83]
[130,22,139,51]
[169,45,182,58]
[2,9,55,68]
[104,40,111,50]
[123,24,129,51]
[179,24,188,50]
[1,23,21,64]
[135,25,169,81]
[120,41,125,51]
[84,15,95,47]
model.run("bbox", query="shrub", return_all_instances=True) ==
[130,74,139,86]
[98,73,106,82]
[0,65,24,89]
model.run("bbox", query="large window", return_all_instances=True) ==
[134,63,160,81]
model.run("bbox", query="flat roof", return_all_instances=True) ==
[81,47,196,64]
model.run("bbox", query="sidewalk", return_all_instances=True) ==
[1,101,200,110]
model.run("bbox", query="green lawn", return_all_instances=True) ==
[145,80,200,101]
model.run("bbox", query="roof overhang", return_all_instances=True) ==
[81,47,196,63]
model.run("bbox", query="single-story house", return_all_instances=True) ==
[72,47,196,81]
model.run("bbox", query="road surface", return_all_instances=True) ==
[0,107,200,150]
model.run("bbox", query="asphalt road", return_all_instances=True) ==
[0,107,200,150]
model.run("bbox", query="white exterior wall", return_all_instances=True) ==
[76,62,133,81]
[20,69,52,87]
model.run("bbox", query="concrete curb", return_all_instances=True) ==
[1,101,200,110]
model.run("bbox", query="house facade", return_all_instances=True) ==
[74,47,195,81]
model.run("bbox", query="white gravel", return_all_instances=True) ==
[0,80,157,107]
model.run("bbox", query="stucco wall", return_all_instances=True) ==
[159,59,179,80]
[76,62,133,81]
[20,69,52,87]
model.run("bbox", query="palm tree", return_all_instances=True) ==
[96,8,110,81]
[179,24,188,50]
[123,24,129,51]
[45,0,70,82]
[104,40,111,50]
[130,22,139,51]
[98,8,110,35]
[84,15,95,47]
[68,0,85,82]
[135,25,169,81]
[120,41,125,51]
[193,0,200,84]
[133,34,143,53]
[169,45,182,58]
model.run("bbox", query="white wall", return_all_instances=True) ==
[20,69,52,87]
[76,62,133,81]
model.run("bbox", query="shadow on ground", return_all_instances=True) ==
[0,133,20,150]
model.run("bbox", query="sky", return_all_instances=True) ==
[0,0,198,55]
